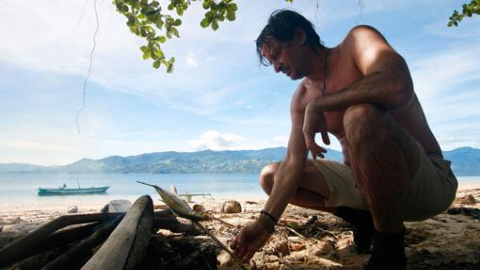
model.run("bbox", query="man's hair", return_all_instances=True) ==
[256,9,324,66]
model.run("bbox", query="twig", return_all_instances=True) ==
[194,221,250,270]
[211,216,236,228]
[314,226,338,241]
[283,225,306,239]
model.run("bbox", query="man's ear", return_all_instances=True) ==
[292,28,307,46]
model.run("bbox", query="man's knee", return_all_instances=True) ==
[343,104,385,142]
[259,162,280,194]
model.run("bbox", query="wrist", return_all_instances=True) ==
[257,214,275,233]
[260,210,278,224]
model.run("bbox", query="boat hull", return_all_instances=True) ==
[38,186,110,196]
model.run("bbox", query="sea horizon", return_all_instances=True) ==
[0,173,478,212]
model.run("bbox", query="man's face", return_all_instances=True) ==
[260,39,306,80]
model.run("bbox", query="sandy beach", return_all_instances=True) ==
[0,183,479,269]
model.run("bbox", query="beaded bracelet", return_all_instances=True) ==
[260,210,278,224]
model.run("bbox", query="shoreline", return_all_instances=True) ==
[0,182,478,213]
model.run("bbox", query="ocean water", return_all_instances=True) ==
[0,173,267,211]
[0,173,478,211]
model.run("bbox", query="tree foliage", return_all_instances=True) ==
[448,0,480,27]
[113,0,239,73]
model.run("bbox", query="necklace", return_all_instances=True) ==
[311,48,329,96]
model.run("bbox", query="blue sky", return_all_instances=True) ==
[0,0,479,166]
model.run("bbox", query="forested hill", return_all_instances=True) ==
[1,147,479,176]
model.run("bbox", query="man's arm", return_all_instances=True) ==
[231,85,310,263]
[309,25,414,112]
[262,89,309,221]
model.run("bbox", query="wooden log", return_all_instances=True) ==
[0,213,122,267]
[41,216,123,270]
[81,195,154,270]
[15,222,101,266]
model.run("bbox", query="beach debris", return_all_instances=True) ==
[170,185,178,194]
[82,195,154,270]
[0,231,25,249]
[274,239,290,256]
[459,194,478,205]
[447,206,480,219]
[221,200,242,213]
[0,212,123,267]
[67,205,78,213]
[101,199,133,213]
[137,181,208,221]
[137,181,250,270]
[193,204,206,212]
[42,215,123,270]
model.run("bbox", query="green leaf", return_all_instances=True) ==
[140,45,148,53]
[200,18,210,28]
[212,21,219,30]
[155,35,167,43]
[174,19,182,26]
[142,51,151,60]
[229,3,238,11]
[227,10,235,21]
[166,63,174,73]
[153,59,161,69]
[172,28,180,38]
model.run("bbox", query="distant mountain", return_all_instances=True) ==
[443,147,480,176]
[0,163,44,173]
[0,146,479,176]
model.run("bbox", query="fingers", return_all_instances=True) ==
[242,247,256,263]
[230,236,239,250]
[321,131,330,146]
[306,140,326,159]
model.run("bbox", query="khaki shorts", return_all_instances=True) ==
[313,144,458,222]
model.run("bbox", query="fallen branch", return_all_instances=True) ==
[0,213,122,267]
[81,195,154,270]
[41,216,123,270]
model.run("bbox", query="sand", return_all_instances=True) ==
[0,183,479,269]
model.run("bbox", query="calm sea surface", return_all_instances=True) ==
[0,173,478,211]
[0,173,267,211]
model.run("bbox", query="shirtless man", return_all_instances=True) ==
[231,10,457,269]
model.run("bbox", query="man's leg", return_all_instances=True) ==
[259,161,374,253]
[259,161,334,212]
[343,104,421,269]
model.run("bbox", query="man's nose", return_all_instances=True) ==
[274,62,282,73]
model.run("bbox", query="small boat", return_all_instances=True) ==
[38,184,110,196]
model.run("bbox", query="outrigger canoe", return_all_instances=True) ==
[38,186,110,196]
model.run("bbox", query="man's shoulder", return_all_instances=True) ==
[294,79,310,96]
[346,25,387,42]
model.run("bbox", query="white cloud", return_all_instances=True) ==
[410,43,480,102]
[188,130,245,151]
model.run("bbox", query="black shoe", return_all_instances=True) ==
[335,207,374,254]
[364,228,407,270]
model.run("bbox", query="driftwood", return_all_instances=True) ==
[0,213,122,267]
[41,216,124,270]
[81,195,154,270]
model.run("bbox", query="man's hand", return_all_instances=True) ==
[230,220,272,263]
[303,103,330,159]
